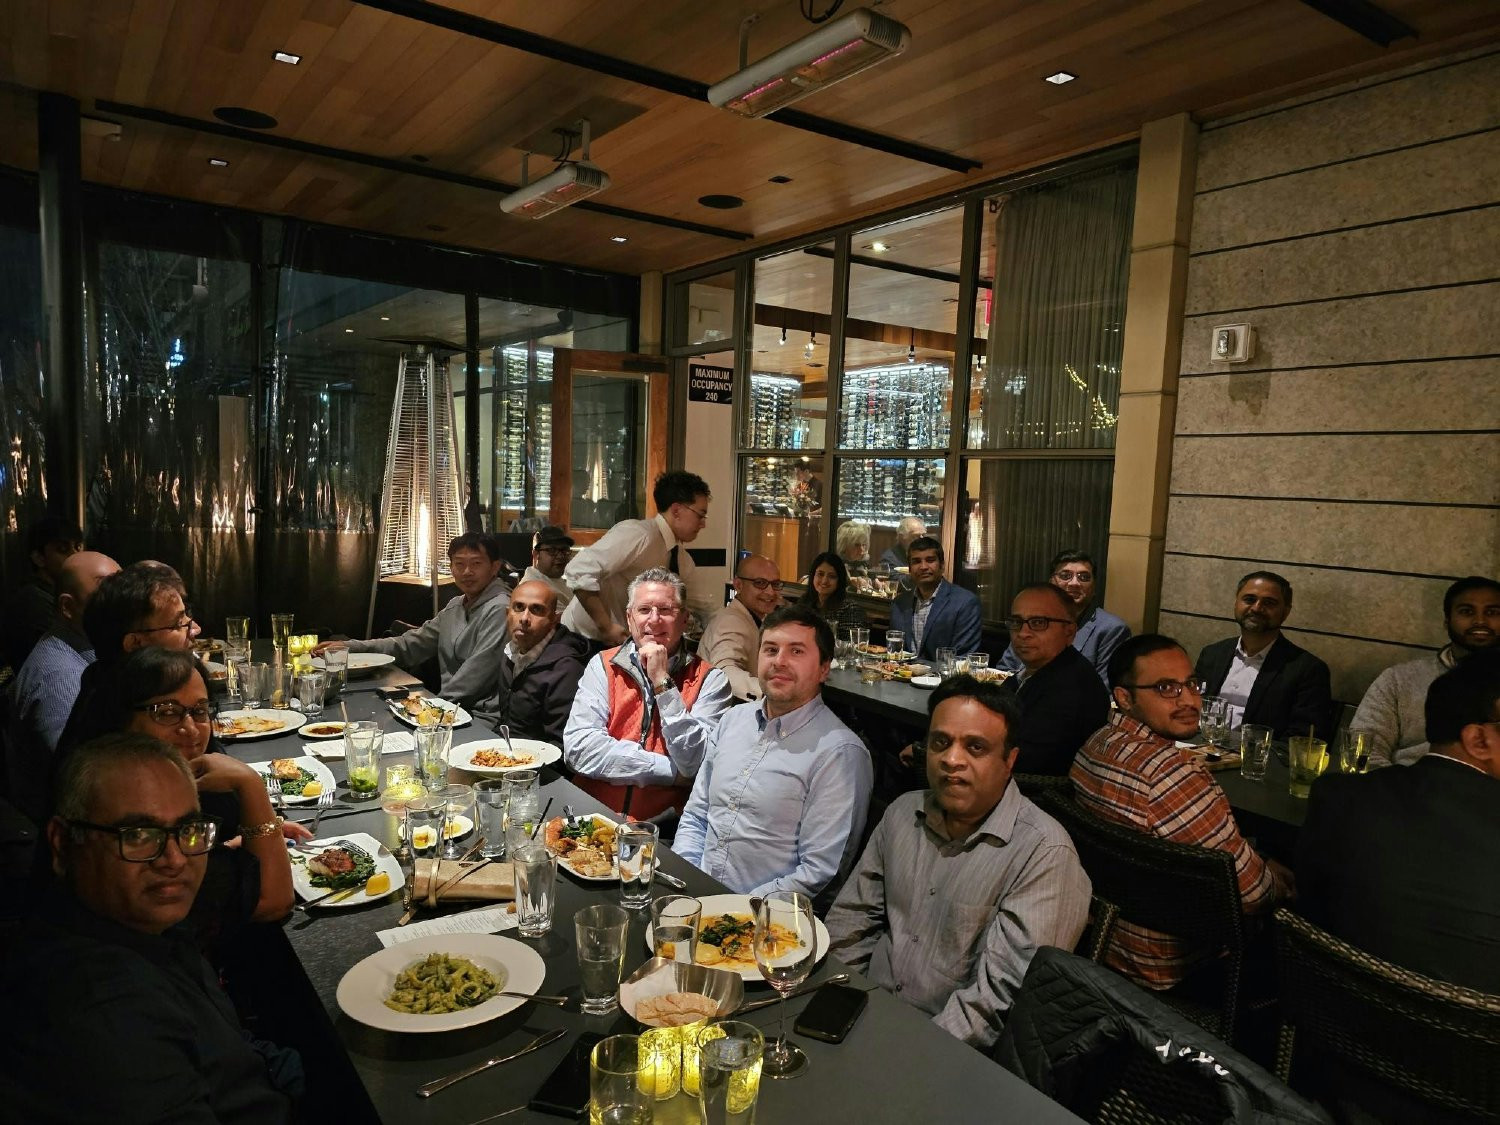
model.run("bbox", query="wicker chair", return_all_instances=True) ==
[1032,786,1247,1042]
[1273,908,1500,1121]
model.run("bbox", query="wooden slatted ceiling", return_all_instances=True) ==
[1,0,1498,276]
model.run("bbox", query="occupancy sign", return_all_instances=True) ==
[688,364,733,405]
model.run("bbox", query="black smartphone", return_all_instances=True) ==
[528,1031,604,1117]
[793,983,868,1044]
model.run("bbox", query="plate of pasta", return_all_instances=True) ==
[645,894,830,983]
[336,934,547,1033]
[452,738,562,775]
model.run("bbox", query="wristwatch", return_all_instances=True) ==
[240,816,284,839]
[654,678,674,694]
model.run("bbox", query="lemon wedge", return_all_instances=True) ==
[301,781,323,798]
[411,826,437,850]
[364,872,391,897]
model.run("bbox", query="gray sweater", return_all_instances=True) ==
[1349,645,1458,769]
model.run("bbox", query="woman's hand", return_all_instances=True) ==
[282,819,314,842]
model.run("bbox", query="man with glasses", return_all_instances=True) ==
[562,470,717,648]
[697,553,783,700]
[1070,634,1291,990]
[564,568,732,819]
[520,524,576,609]
[889,536,982,663]
[997,584,1110,774]
[1,733,298,1121]
[998,550,1131,683]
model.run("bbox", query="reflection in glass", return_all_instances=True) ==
[834,457,944,600]
[674,271,736,350]
[837,361,951,450]
[0,224,48,584]
[491,344,553,528]
[570,374,648,530]
[742,455,825,584]
[748,245,834,449]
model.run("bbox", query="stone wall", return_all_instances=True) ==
[1158,48,1500,704]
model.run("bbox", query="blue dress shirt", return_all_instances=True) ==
[999,604,1131,683]
[675,695,874,911]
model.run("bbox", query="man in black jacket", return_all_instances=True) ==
[474,579,589,745]
[999,584,1111,775]
[1194,570,1332,741]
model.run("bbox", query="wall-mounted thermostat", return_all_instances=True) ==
[1210,323,1255,363]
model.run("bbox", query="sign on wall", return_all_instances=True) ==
[688,364,733,405]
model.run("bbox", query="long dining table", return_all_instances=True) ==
[218,665,1082,1125]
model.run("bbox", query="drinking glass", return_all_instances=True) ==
[270,646,292,709]
[294,669,327,717]
[651,895,702,964]
[754,890,816,1079]
[699,1021,765,1124]
[575,904,631,1016]
[321,642,349,699]
[413,724,452,789]
[618,822,658,909]
[1337,728,1371,774]
[501,770,543,854]
[405,795,445,859]
[270,613,296,650]
[380,763,424,814]
[1239,724,1273,782]
[590,1034,653,1125]
[224,616,250,649]
[1199,696,1230,749]
[884,629,906,662]
[511,842,557,938]
[238,662,271,709]
[849,626,867,657]
[439,783,476,858]
[344,721,383,801]
[473,779,508,858]
[1287,736,1329,798]
[222,649,247,708]
[965,652,989,675]
[935,647,956,679]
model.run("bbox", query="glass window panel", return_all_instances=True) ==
[969,163,1135,450]
[0,223,48,586]
[840,208,961,451]
[954,458,1114,622]
[746,242,833,449]
[741,454,825,583]
[672,270,736,349]
[833,456,945,601]
[569,371,650,530]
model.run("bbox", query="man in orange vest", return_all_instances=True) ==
[563,567,733,819]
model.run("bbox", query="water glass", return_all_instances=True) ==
[884,629,906,661]
[935,647,956,678]
[505,790,544,855]
[699,1022,765,1125]
[1337,728,1371,774]
[965,652,989,675]
[238,662,271,709]
[590,1034,653,1125]
[576,904,631,1016]
[473,779,508,858]
[439,783,476,858]
[224,616,250,648]
[344,721,383,800]
[321,642,349,698]
[294,669,327,717]
[270,646,293,709]
[270,612,296,649]
[618,822,659,909]
[651,895,702,964]
[1239,724,1273,781]
[405,795,445,859]
[512,842,557,938]
[414,724,452,788]
[1199,696,1231,748]
[1287,736,1329,798]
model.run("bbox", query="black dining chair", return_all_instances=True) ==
[1032,786,1248,1044]
[1272,908,1500,1122]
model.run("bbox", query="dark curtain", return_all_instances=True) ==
[0,223,48,590]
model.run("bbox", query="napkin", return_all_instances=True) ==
[412,858,516,901]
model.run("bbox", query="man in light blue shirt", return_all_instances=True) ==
[675,603,874,912]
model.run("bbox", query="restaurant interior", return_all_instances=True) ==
[1,1,1497,1122]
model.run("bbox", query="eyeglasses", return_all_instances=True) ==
[535,545,570,554]
[1121,679,1205,699]
[631,604,682,620]
[134,611,197,637]
[69,817,220,862]
[135,701,215,726]
[736,576,778,590]
[1002,615,1074,633]
[682,505,709,523]
[1052,570,1094,584]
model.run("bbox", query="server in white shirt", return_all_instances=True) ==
[696,553,783,701]
[520,525,575,610]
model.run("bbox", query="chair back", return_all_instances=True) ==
[1273,908,1500,1120]
[1033,786,1245,1038]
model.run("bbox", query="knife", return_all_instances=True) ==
[736,973,850,1013]
[417,1027,568,1098]
[654,868,687,891]
[295,884,362,911]
[429,855,498,902]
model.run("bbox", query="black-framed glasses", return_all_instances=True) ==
[69,817,220,862]
[134,700,215,727]
[1003,615,1073,633]
[1121,679,1205,699]
[736,576,778,590]
[133,610,197,637]
[684,505,709,523]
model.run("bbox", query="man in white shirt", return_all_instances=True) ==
[520,525,574,610]
[696,553,782,701]
[562,470,715,646]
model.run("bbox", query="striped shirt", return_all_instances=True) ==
[1069,711,1283,989]
[825,784,1091,1048]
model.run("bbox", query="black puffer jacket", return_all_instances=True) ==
[994,947,1330,1124]
[473,626,589,745]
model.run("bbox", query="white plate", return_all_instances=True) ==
[214,708,307,741]
[249,755,337,805]
[202,659,229,682]
[544,813,622,882]
[289,832,403,906]
[452,738,563,775]
[314,652,397,677]
[388,696,473,728]
[299,720,350,740]
[910,675,941,688]
[647,893,830,983]
[336,933,547,1034]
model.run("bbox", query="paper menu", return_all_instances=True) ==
[375,904,518,948]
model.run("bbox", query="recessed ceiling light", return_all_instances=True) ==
[273,50,302,65]
[1045,71,1076,85]
[344,328,354,334]
[611,236,628,243]
[868,241,891,253]
[698,194,744,210]
[380,316,390,321]
[207,158,229,167]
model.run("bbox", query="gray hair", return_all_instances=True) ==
[627,566,687,611]
[55,733,196,826]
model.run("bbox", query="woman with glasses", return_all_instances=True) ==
[59,648,301,946]
[798,551,868,632]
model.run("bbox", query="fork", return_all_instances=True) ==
[309,790,335,835]
[264,776,284,812]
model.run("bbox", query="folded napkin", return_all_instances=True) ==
[413,858,516,902]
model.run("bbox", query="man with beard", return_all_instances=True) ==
[1352,575,1500,768]
[1194,571,1332,741]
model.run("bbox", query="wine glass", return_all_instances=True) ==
[755,890,817,1079]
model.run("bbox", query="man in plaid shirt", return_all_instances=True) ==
[1070,633,1292,988]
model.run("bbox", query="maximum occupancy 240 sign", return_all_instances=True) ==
[688,364,733,405]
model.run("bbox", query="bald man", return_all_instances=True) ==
[698,554,783,701]
[6,551,121,818]
[473,579,590,745]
